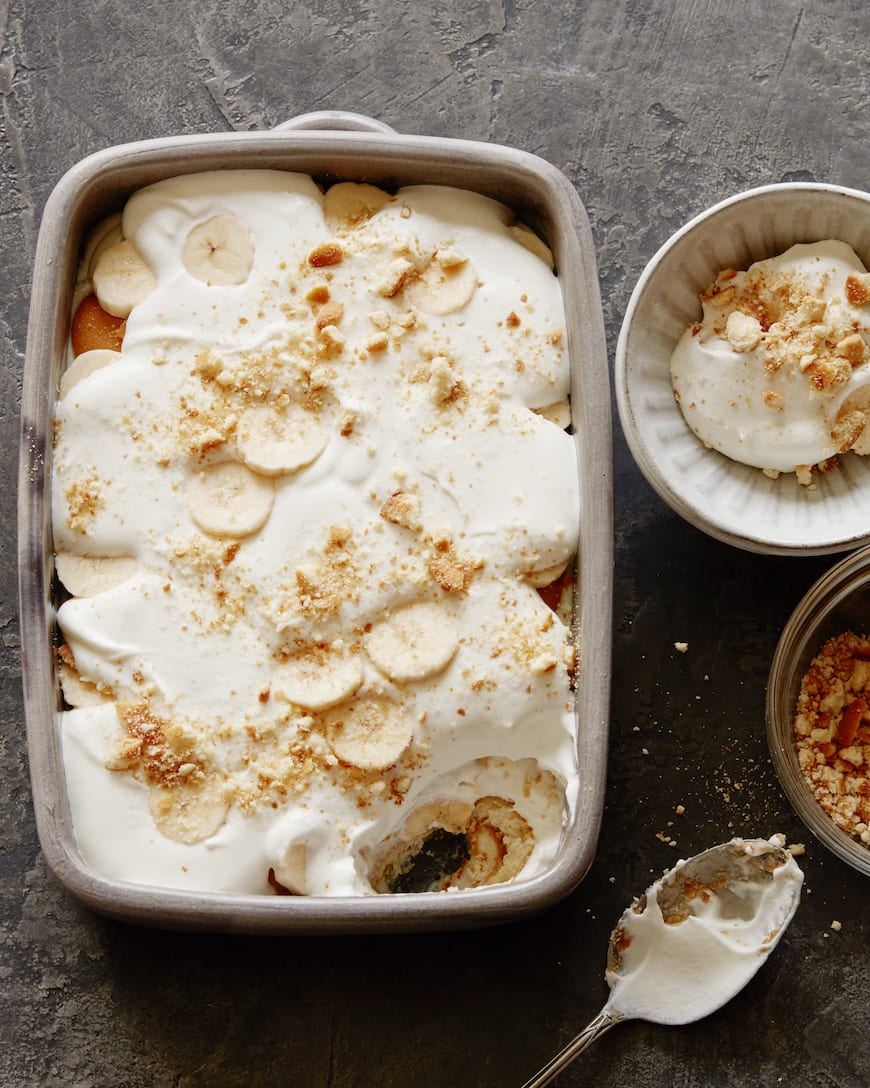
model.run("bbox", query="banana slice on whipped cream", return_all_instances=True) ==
[323,181,390,232]
[236,403,331,476]
[403,249,478,315]
[273,645,364,712]
[187,461,275,538]
[324,696,414,771]
[364,601,459,682]
[182,213,254,286]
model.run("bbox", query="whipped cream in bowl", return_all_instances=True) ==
[671,240,870,482]
[617,182,870,555]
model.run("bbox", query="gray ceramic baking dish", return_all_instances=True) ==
[18,110,612,933]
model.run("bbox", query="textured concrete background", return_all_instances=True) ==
[2,1,869,1085]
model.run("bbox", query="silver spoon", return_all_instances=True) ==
[521,837,803,1088]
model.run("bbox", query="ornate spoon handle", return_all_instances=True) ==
[520,1007,626,1088]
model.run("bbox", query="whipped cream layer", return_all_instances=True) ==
[606,838,803,1024]
[671,241,870,480]
[53,170,580,896]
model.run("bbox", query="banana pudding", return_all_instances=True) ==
[53,170,579,896]
[670,240,870,484]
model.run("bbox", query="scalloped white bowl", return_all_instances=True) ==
[616,183,870,556]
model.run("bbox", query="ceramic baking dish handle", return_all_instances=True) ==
[273,110,396,134]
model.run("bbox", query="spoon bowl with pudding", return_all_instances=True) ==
[521,837,803,1088]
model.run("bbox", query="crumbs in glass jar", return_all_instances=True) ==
[794,631,870,845]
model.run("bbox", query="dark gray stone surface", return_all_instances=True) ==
[2,1,869,1084]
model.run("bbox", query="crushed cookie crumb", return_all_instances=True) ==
[836,333,867,367]
[763,390,785,412]
[306,283,331,305]
[380,491,422,531]
[377,257,414,298]
[830,409,866,454]
[426,356,465,406]
[365,332,390,353]
[65,474,105,532]
[315,301,344,330]
[308,243,343,268]
[846,272,870,307]
[725,310,763,352]
[427,539,482,593]
[794,630,870,846]
[295,524,360,618]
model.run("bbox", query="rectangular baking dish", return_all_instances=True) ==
[18,110,612,933]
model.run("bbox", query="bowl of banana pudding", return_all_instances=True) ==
[616,182,870,555]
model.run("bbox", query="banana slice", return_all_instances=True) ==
[325,696,414,770]
[187,461,274,538]
[59,349,121,399]
[55,552,138,597]
[182,214,254,286]
[149,781,230,844]
[92,239,157,318]
[274,646,364,711]
[400,799,474,839]
[523,557,570,589]
[58,658,113,708]
[533,400,571,429]
[511,223,555,269]
[82,214,124,278]
[237,403,330,477]
[323,182,390,231]
[453,796,534,888]
[365,601,458,682]
[271,844,308,895]
[404,252,478,315]
[70,294,126,356]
